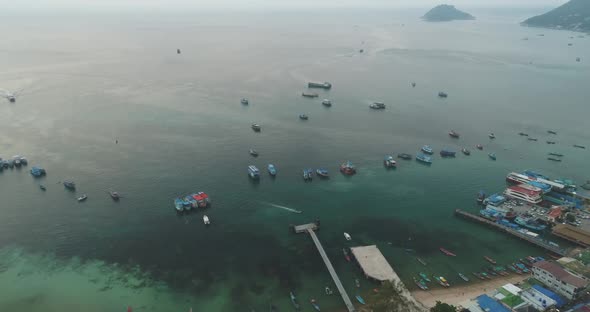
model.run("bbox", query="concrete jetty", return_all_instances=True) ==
[293,222,356,312]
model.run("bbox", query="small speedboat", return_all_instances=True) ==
[321,99,332,107]
[546,141,556,144]
[77,194,88,202]
[203,215,210,225]
[325,287,333,295]
[310,299,321,312]
[527,138,538,141]
[355,295,365,305]
[299,114,309,120]
[489,133,495,139]
[302,92,319,98]
[251,124,261,132]
[344,232,352,241]
[411,82,416,87]
[574,144,586,149]
[488,153,497,160]
[316,168,329,178]
[110,191,120,200]
[384,155,396,168]
[448,130,460,138]
[462,147,471,155]
[241,98,249,105]
[438,91,448,98]
[289,292,301,311]
[421,145,433,154]
[518,132,529,136]
[548,130,557,135]
[39,185,46,191]
[343,248,351,262]
[249,149,259,157]
[476,144,483,150]
[369,102,386,109]
[355,278,360,288]
[416,257,427,266]
[268,164,277,176]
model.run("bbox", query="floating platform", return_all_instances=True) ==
[350,245,398,282]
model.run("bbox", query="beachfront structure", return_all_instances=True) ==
[532,260,589,300]
[350,245,397,282]
[519,285,559,311]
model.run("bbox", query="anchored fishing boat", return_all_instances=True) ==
[484,256,497,264]
[417,257,427,266]
[355,295,366,305]
[488,153,497,160]
[316,168,329,178]
[414,277,428,290]
[248,165,260,179]
[249,149,259,157]
[303,168,313,181]
[458,273,470,282]
[462,148,471,155]
[299,114,308,120]
[63,180,76,190]
[433,275,450,287]
[421,145,433,154]
[448,130,460,138]
[77,194,88,202]
[251,124,261,132]
[440,149,456,157]
[476,144,483,150]
[203,215,210,225]
[440,247,456,257]
[419,273,431,282]
[416,153,432,164]
[289,292,301,311]
[321,99,332,107]
[344,232,352,241]
[268,164,277,176]
[398,153,412,160]
[241,98,249,105]
[340,161,356,175]
[110,191,120,200]
[302,92,319,98]
[310,299,321,312]
[489,133,496,139]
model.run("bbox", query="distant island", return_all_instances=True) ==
[422,5,475,22]
[522,0,590,33]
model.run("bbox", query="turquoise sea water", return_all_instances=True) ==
[0,8,589,312]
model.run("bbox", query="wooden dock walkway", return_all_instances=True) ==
[306,228,356,312]
[455,209,566,256]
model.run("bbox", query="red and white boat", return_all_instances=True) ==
[440,247,456,257]
[192,192,211,208]
[340,161,356,176]
[503,185,542,204]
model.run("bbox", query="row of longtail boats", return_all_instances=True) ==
[412,253,543,291]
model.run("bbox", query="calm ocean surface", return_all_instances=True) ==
[0,7,589,312]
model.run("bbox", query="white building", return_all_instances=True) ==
[532,260,588,300]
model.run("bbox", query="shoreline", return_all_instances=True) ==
[411,274,530,308]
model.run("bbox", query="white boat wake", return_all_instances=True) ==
[262,202,303,214]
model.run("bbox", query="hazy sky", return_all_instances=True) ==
[3,0,568,11]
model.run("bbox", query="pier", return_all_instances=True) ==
[454,209,567,256]
[293,222,356,312]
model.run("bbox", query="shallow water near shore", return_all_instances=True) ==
[1,7,589,311]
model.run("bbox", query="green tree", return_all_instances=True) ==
[431,301,457,312]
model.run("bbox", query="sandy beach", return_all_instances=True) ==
[411,274,530,308]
